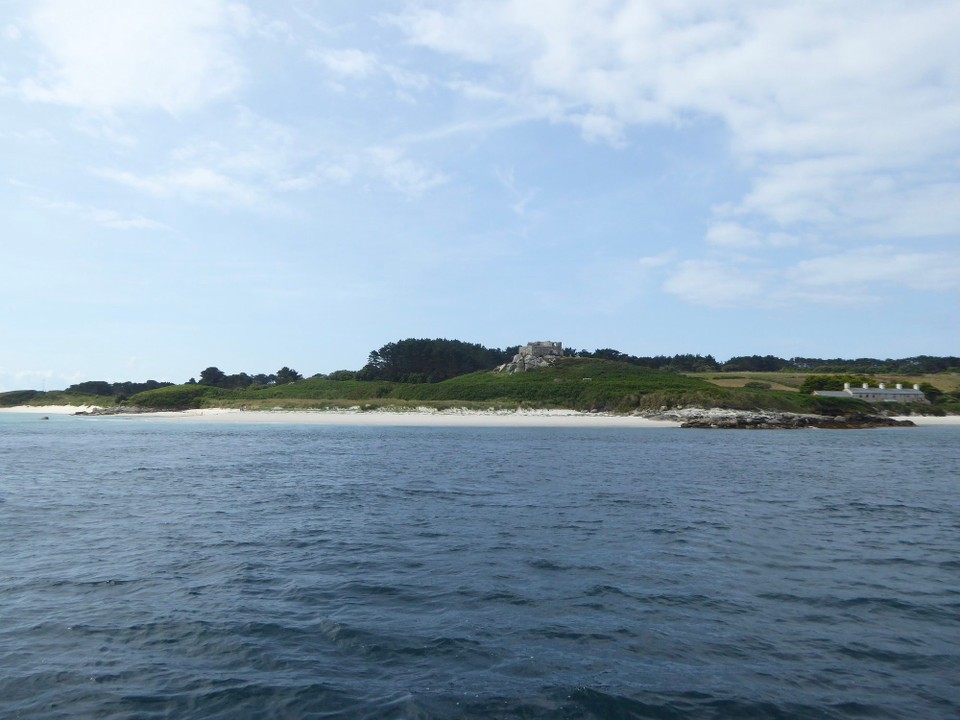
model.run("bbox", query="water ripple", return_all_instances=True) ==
[1,420,958,718]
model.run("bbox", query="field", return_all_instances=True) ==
[691,371,960,393]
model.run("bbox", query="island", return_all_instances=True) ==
[2,339,958,429]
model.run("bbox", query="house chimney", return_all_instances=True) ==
[862,383,869,389]
[879,383,886,390]
[843,382,851,390]
[896,383,903,389]
[913,384,920,391]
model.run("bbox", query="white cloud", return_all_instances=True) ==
[663,246,960,308]
[383,65,429,92]
[790,246,960,293]
[0,127,55,142]
[394,1,960,244]
[704,222,803,249]
[96,166,260,208]
[854,183,960,239]
[19,188,168,230]
[572,112,626,147]
[663,260,767,307]
[72,119,138,147]
[308,46,430,97]
[705,222,762,249]
[20,0,244,114]
[366,146,447,197]
[92,104,447,207]
[92,110,334,208]
[494,166,539,217]
[313,48,378,79]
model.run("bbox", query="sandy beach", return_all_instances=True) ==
[891,415,960,426]
[0,405,102,415]
[0,405,682,427]
[3,405,958,428]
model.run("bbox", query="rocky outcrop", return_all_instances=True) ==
[75,406,158,416]
[645,408,915,429]
[496,341,564,373]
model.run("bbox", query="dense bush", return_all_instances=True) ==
[358,338,517,383]
[66,380,172,397]
[798,374,873,394]
[129,385,218,409]
[0,390,40,407]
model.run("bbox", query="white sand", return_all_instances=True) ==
[0,405,103,415]
[892,415,960,426]
[0,405,679,427]
[3,404,956,427]
[95,407,683,428]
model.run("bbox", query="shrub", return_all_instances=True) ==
[0,390,40,407]
[798,374,871,394]
[130,384,218,409]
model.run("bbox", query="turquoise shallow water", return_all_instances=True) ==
[1,415,958,719]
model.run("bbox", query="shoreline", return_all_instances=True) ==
[2,404,959,427]
[0,405,682,428]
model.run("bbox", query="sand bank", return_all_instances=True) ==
[1,404,675,427]
[3,405,957,428]
[82,407,682,428]
[891,415,960,426]
[0,405,103,415]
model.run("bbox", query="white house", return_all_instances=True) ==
[813,382,928,404]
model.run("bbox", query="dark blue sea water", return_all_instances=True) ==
[1,414,958,719]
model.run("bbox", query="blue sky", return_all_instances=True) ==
[2,1,958,390]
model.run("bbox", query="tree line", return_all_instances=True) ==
[355,339,959,383]
[358,339,519,383]
[187,366,304,389]
[568,348,722,372]
[66,380,174,398]
[55,341,959,396]
[64,366,306,397]
[569,351,960,375]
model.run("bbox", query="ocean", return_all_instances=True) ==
[1,414,958,719]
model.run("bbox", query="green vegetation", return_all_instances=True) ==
[387,359,707,409]
[128,384,218,409]
[195,366,298,389]
[569,351,960,375]
[798,374,873,394]
[119,358,878,416]
[0,389,112,408]
[65,379,173,397]
[0,390,40,406]
[358,338,517,383]
[4,338,956,415]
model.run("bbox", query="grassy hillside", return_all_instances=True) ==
[390,358,708,408]
[125,358,882,415]
[8,358,934,415]
[126,378,401,410]
[0,390,110,408]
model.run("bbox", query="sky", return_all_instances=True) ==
[1,0,958,390]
